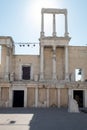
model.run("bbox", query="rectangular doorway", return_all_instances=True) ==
[73,90,83,107]
[13,90,24,107]
[22,66,31,80]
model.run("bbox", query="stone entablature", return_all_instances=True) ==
[0,80,87,108]
[66,82,87,89]
[0,80,87,89]
[9,80,87,89]
[42,8,67,14]
[40,37,71,47]
[41,8,69,37]
[0,36,14,48]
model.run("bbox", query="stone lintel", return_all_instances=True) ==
[66,82,87,89]
[42,8,67,14]
[40,36,71,47]
[0,36,14,48]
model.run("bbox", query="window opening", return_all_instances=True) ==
[75,68,82,81]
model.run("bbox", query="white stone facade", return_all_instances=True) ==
[0,8,87,108]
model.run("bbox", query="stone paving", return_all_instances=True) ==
[0,108,87,130]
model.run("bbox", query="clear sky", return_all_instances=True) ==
[0,0,87,54]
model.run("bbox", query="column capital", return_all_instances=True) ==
[41,44,44,47]
[65,45,68,48]
[64,10,67,16]
[53,45,56,50]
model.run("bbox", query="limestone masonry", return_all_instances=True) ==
[0,8,87,108]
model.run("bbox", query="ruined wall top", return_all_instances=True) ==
[0,36,14,48]
[40,8,69,38]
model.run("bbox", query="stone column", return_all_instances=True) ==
[19,64,22,80]
[41,12,44,37]
[24,88,27,107]
[40,45,44,80]
[84,90,87,107]
[68,89,73,105]
[5,55,9,80]
[65,46,69,81]
[52,14,56,36]
[68,89,73,97]
[0,87,1,101]
[9,88,12,107]
[35,87,38,107]
[58,88,60,107]
[64,12,68,37]
[47,88,49,107]
[52,46,57,80]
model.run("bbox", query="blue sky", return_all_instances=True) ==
[0,0,87,54]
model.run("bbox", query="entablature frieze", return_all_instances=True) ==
[66,82,87,89]
[1,81,87,89]
[40,36,71,47]
[0,36,14,48]
[41,8,67,15]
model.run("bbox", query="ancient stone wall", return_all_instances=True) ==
[69,46,87,81]
[56,47,65,80]
[14,55,40,80]
[44,47,52,79]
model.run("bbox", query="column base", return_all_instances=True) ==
[65,73,69,81]
[52,32,56,37]
[52,73,57,80]
[40,32,44,37]
[40,73,44,81]
[4,73,10,81]
[64,32,69,37]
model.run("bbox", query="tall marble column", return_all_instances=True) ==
[41,12,44,37]
[52,14,56,36]
[35,87,38,107]
[52,46,57,80]
[64,12,69,37]
[40,45,44,80]
[65,46,69,81]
